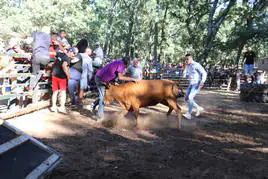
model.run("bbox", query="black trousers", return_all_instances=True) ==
[29,56,50,91]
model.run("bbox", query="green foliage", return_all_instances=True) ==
[0,0,94,45]
[0,0,267,67]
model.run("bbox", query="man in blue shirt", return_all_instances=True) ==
[126,58,143,80]
[183,54,207,120]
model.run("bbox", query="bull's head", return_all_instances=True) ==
[177,88,184,98]
[173,84,184,98]
[100,82,110,89]
[103,83,115,105]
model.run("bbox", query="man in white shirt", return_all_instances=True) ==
[183,54,207,120]
[93,42,104,68]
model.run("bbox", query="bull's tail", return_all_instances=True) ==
[172,83,184,98]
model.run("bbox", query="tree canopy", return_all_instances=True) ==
[0,0,267,68]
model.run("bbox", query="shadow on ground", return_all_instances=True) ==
[10,90,267,179]
[42,96,268,178]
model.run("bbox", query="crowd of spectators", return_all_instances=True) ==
[143,61,186,77]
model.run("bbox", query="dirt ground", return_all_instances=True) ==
[8,90,268,179]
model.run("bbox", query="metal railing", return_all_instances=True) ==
[0,53,51,115]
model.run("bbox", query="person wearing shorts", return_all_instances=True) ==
[52,76,67,92]
[50,48,76,113]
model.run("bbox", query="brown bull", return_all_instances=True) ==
[104,80,184,129]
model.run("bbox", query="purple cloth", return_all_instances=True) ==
[96,60,125,82]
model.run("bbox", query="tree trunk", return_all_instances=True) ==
[125,12,134,56]
[159,5,169,56]
[153,0,160,62]
[104,0,117,55]
[108,33,114,55]
[148,20,153,61]
[235,43,246,69]
[130,36,135,58]
[199,0,235,65]
[153,22,158,62]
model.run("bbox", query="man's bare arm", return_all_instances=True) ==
[62,61,70,80]
[117,73,138,82]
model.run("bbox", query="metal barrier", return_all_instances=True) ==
[0,119,61,178]
[143,72,189,88]
[0,53,51,116]
[143,72,267,91]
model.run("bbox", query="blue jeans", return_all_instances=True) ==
[68,68,81,105]
[92,76,105,118]
[256,79,261,84]
[244,64,254,75]
[185,83,201,114]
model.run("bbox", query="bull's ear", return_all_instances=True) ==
[106,83,111,89]
[102,82,110,89]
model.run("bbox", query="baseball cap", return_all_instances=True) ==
[67,47,78,54]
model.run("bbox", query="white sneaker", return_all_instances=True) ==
[50,106,58,112]
[86,104,94,112]
[195,107,204,117]
[183,112,192,120]
[58,107,68,114]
